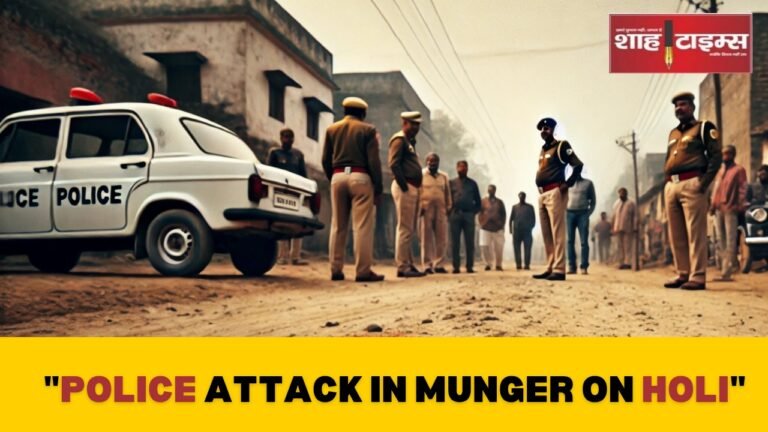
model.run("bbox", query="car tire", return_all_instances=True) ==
[28,247,80,274]
[146,210,213,276]
[738,227,752,274]
[230,237,278,277]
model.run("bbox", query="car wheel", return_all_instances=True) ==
[146,210,213,276]
[230,237,278,276]
[28,247,80,273]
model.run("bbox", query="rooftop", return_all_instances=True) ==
[64,0,335,87]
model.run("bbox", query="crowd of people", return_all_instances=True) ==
[266,91,766,290]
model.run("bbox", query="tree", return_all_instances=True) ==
[430,110,492,188]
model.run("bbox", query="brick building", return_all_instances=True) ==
[699,13,768,182]
[0,0,159,120]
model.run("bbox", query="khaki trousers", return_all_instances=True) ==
[539,188,568,274]
[278,238,302,261]
[616,232,634,266]
[664,177,708,283]
[480,229,505,268]
[329,172,375,277]
[420,198,448,270]
[392,181,420,272]
[715,209,739,279]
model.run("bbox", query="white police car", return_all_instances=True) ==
[0,88,322,276]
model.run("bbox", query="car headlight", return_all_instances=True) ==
[750,208,768,223]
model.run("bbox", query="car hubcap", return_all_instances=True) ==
[159,225,193,264]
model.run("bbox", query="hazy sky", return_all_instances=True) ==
[277,0,765,204]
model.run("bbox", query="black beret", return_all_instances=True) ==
[537,117,557,131]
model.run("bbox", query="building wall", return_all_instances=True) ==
[750,13,768,178]
[65,0,334,80]
[0,0,158,112]
[699,13,768,181]
[244,24,334,166]
[98,21,248,115]
[80,23,333,169]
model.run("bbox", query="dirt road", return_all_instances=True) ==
[0,254,766,336]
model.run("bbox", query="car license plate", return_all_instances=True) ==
[273,193,300,211]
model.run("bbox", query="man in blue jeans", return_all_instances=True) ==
[566,172,596,274]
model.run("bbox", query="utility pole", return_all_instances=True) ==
[689,1,725,141]
[707,1,724,144]
[616,131,641,271]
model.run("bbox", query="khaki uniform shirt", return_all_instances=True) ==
[388,131,423,190]
[664,120,722,190]
[536,140,583,187]
[322,115,384,195]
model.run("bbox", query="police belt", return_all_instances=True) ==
[333,167,367,175]
[537,182,562,194]
[666,170,701,184]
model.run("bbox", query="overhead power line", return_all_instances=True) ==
[428,0,512,162]
[405,0,510,164]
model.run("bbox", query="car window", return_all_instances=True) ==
[68,115,148,158]
[125,119,148,155]
[0,125,13,161]
[1,119,60,163]
[181,119,257,162]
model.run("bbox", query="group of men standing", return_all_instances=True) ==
[316,96,542,282]
[274,89,757,291]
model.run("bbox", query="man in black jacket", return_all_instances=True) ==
[449,160,481,273]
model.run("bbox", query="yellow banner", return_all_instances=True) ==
[1,338,765,430]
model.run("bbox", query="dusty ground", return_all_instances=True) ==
[0,254,766,336]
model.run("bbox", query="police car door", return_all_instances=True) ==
[0,117,61,234]
[53,113,150,232]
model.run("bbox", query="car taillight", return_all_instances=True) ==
[310,193,321,215]
[248,174,268,203]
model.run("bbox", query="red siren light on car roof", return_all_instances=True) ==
[147,93,178,108]
[69,87,104,106]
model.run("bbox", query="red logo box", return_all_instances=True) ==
[609,14,752,73]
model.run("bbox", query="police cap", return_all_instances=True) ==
[537,117,557,131]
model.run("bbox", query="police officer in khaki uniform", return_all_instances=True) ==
[533,117,584,281]
[322,97,385,282]
[663,92,722,290]
[389,111,426,278]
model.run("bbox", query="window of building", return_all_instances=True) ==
[0,119,60,163]
[264,70,302,123]
[269,82,286,122]
[306,105,319,140]
[166,65,202,103]
[303,97,334,141]
[67,115,148,159]
[144,51,208,104]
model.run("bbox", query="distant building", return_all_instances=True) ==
[333,71,436,257]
